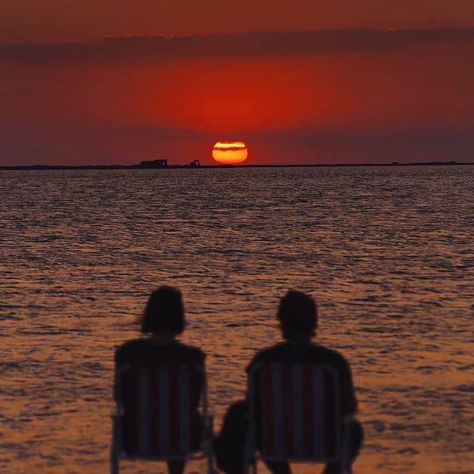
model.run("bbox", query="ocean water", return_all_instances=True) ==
[0,166,473,474]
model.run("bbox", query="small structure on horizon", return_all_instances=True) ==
[140,159,168,168]
[189,159,201,168]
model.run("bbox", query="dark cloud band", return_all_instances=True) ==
[213,147,248,152]
[1,27,473,63]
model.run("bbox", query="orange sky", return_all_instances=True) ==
[0,3,473,165]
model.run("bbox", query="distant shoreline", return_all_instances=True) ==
[0,160,473,170]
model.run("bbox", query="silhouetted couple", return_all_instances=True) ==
[115,287,363,474]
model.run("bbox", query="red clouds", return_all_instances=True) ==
[0,29,473,164]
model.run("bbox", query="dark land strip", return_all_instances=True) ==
[1,160,473,171]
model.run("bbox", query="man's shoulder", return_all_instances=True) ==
[249,342,288,364]
[247,342,295,370]
[248,342,350,369]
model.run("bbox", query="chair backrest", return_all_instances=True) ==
[116,361,205,458]
[248,363,341,462]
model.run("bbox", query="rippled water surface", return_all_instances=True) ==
[1,166,473,473]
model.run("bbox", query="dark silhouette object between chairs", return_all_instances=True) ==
[244,362,353,474]
[110,361,213,474]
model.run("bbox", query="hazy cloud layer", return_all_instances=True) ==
[1,27,474,63]
[3,0,474,43]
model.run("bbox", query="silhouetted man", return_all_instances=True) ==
[215,290,363,474]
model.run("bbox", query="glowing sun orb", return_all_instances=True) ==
[212,141,248,165]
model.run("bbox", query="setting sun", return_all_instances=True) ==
[212,141,248,164]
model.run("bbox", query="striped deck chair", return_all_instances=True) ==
[110,361,213,474]
[244,363,352,474]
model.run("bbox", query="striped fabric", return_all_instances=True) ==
[251,363,340,461]
[120,362,202,457]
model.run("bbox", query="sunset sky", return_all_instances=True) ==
[1,1,473,165]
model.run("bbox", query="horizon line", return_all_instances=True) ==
[1,160,473,171]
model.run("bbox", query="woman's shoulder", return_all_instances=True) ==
[174,341,206,361]
[115,338,205,365]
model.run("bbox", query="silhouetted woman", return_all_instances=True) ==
[114,286,205,474]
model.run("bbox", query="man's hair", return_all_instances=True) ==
[141,286,185,335]
[277,290,317,339]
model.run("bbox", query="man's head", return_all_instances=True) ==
[277,290,317,340]
[141,286,185,336]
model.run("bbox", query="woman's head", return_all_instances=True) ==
[277,290,317,340]
[141,286,185,336]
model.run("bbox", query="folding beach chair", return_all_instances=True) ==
[110,361,213,474]
[244,363,352,474]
